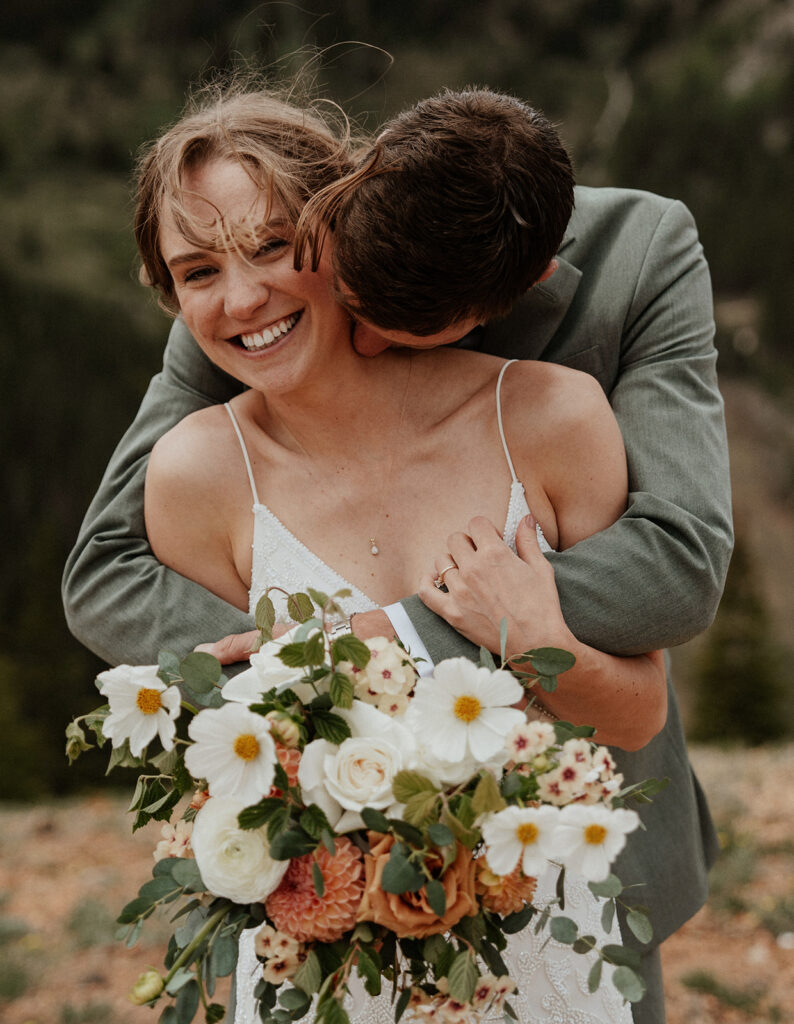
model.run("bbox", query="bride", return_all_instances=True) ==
[139,86,666,1023]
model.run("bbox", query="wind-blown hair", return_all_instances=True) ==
[296,88,575,335]
[134,82,358,314]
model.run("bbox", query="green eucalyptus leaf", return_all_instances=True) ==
[572,935,597,954]
[312,861,325,897]
[380,848,425,894]
[601,944,642,970]
[588,875,623,899]
[394,988,411,1023]
[292,949,322,995]
[478,646,497,671]
[269,828,317,861]
[279,988,312,1014]
[179,651,222,694]
[388,819,424,846]
[550,916,578,944]
[360,807,390,833]
[425,879,447,918]
[448,951,478,1003]
[527,647,576,676]
[626,909,653,944]
[501,904,535,934]
[174,978,200,1022]
[536,674,558,693]
[209,931,238,978]
[612,965,647,1003]
[158,650,182,685]
[601,899,616,935]
[499,617,509,662]
[170,858,205,892]
[205,1005,226,1023]
[427,823,454,847]
[587,958,603,993]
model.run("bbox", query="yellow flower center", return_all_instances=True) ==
[136,688,163,715]
[585,824,608,845]
[234,733,261,761]
[516,822,539,846]
[453,695,482,723]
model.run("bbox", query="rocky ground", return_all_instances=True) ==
[1,744,792,1024]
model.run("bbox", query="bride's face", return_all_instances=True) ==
[158,156,352,394]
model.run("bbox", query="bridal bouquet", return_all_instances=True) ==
[66,588,664,1024]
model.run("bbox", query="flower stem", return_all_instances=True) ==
[163,906,228,986]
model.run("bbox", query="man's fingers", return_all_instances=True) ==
[194,629,260,665]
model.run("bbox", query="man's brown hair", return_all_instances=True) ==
[296,88,575,335]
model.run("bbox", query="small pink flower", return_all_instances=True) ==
[153,819,193,862]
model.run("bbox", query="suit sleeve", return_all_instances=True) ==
[62,318,252,665]
[401,200,733,660]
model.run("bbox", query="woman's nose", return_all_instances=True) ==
[224,264,270,320]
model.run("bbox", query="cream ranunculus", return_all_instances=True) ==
[190,797,288,903]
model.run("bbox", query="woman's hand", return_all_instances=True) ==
[419,514,577,659]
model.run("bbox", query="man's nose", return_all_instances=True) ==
[224,264,270,320]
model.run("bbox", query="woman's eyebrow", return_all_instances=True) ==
[166,251,210,269]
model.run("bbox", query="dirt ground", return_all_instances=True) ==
[1,744,792,1024]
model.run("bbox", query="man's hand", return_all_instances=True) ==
[194,612,396,665]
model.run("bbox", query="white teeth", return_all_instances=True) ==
[240,312,300,351]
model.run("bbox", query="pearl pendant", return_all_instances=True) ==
[370,538,379,556]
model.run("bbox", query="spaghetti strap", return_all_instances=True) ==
[223,402,260,506]
[495,360,520,483]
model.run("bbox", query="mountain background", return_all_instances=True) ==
[1,0,792,797]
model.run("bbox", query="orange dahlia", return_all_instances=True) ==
[266,836,365,943]
[476,861,537,916]
[269,744,301,795]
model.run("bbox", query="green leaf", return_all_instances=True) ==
[550,916,578,944]
[447,951,478,1003]
[573,934,597,955]
[394,989,411,1024]
[391,770,438,804]
[425,879,446,918]
[355,946,382,997]
[360,807,390,833]
[380,848,425,894]
[312,861,325,897]
[279,988,312,1015]
[158,650,182,684]
[612,965,647,1003]
[427,823,454,847]
[501,903,535,934]
[303,631,326,667]
[601,944,642,971]
[307,587,329,608]
[205,1005,226,1023]
[238,798,285,831]
[329,671,354,709]
[64,720,92,763]
[401,791,440,827]
[159,1006,179,1023]
[209,931,238,978]
[255,594,276,634]
[279,642,310,668]
[269,828,317,861]
[106,740,145,774]
[478,646,497,671]
[471,772,507,817]
[150,746,180,774]
[555,865,566,910]
[300,804,334,840]
[601,899,616,935]
[312,710,352,745]
[499,617,509,662]
[587,958,603,993]
[536,674,558,693]
[388,819,424,846]
[588,875,623,899]
[292,949,322,995]
[266,807,291,843]
[179,652,222,694]
[527,647,576,676]
[286,592,315,623]
[174,978,200,1022]
[316,996,350,1024]
[626,909,653,945]
[171,858,205,892]
[332,635,371,669]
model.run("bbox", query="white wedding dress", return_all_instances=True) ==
[224,362,633,1024]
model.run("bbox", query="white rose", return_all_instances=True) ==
[190,797,288,903]
[299,700,416,832]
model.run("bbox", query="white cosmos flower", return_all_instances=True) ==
[481,804,562,877]
[554,805,640,881]
[221,632,310,705]
[408,658,525,763]
[190,797,288,902]
[97,665,181,757]
[185,703,276,806]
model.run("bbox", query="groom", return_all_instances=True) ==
[63,89,731,1022]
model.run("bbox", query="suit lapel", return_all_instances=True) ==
[478,233,582,361]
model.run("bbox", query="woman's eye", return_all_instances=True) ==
[183,266,215,284]
[256,238,290,258]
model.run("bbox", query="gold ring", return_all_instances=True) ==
[433,563,458,590]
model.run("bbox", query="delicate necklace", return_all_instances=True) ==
[263,354,414,559]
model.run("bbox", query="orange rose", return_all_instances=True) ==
[356,832,477,938]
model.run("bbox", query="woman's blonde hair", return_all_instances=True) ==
[134,80,360,314]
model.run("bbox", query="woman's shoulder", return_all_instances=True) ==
[147,403,242,503]
[502,359,611,432]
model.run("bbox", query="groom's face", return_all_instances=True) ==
[348,315,481,357]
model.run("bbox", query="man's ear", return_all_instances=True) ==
[534,259,558,285]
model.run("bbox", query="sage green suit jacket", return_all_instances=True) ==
[63,185,731,947]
